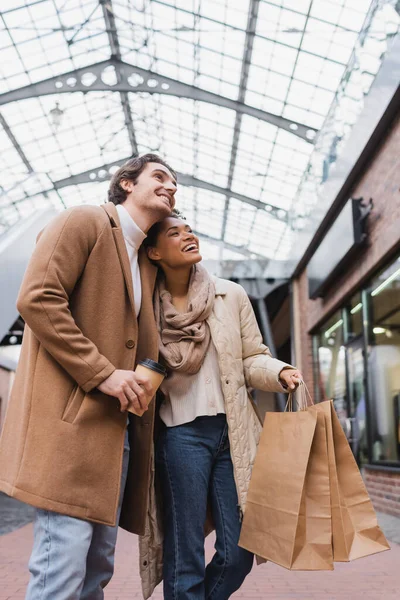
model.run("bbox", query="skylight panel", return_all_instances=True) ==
[0,0,388,263]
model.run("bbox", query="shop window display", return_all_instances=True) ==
[368,256,400,464]
[317,312,347,422]
[348,292,363,339]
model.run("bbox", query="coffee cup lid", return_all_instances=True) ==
[138,359,167,376]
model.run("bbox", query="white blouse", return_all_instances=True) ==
[159,341,226,427]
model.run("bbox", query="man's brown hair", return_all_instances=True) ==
[108,153,177,205]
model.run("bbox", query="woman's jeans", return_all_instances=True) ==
[156,414,254,600]
[25,429,130,600]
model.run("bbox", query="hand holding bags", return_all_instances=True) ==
[238,385,390,570]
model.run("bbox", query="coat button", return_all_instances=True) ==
[225,379,229,385]
[143,560,148,566]
[126,340,135,349]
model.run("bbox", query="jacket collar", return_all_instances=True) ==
[102,203,136,318]
[101,203,157,324]
[102,201,120,227]
[115,204,146,250]
[213,276,228,296]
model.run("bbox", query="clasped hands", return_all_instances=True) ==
[98,369,154,413]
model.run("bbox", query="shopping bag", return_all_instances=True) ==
[314,400,390,561]
[239,383,390,571]
[239,396,334,570]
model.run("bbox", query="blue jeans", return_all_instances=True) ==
[25,429,130,600]
[156,414,253,600]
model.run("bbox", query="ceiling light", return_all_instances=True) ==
[324,319,343,338]
[50,102,64,129]
[371,266,400,296]
[373,327,386,334]
[351,302,362,314]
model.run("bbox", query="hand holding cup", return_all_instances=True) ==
[128,359,167,416]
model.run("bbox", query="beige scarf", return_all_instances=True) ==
[154,264,215,374]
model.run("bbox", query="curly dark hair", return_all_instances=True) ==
[144,208,186,250]
[108,153,177,205]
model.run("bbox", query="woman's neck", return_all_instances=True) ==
[163,266,192,309]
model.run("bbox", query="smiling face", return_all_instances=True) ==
[121,162,177,220]
[146,216,202,270]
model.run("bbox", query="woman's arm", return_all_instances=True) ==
[239,286,299,393]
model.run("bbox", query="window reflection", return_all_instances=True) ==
[317,312,347,423]
[348,292,362,339]
[347,342,368,465]
[368,257,400,463]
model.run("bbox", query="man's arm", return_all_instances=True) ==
[17,207,115,393]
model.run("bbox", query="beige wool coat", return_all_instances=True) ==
[139,277,293,599]
[0,202,159,534]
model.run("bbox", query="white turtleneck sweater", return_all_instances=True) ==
[115,204,146,317]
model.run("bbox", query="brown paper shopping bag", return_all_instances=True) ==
[314,400,390,562]
[239,401,334,570]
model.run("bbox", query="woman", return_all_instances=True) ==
[139,212,302,600]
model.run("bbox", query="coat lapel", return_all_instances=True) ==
[102,203,137,322]
[213,276,228,296]
[136,249,158,363]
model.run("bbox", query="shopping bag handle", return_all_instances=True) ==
[285,381,314,412]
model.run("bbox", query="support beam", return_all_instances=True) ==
[196,231,266,259]
[18,157,288,222]
[0,113,33,174]
[222,0,260,242]
[255,295,286,412]
[99,0,138,154]
[0,59,317,144]
[0,112,56,220]
[177,174,287,221]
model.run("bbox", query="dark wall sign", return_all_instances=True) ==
[308,197,372,299]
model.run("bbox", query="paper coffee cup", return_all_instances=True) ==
[127,359,167,416]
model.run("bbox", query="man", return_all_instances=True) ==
[0,154,177,599]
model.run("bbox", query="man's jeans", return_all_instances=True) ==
[156,414,254,600]
[25,429,130,600]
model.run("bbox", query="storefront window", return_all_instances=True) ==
[346,339,368,465]
[348,292,363,339]
[317,312,347,422]
[368,256,400,464]
[314,255,400,466]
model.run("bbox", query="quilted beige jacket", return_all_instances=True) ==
[139,277,292,598]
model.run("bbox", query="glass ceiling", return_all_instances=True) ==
[0,0,399,262]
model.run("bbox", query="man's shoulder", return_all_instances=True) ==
[39,204,112,243]
[50,204,111,231]
[64,203,109,222]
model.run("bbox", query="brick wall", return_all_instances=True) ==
[296,111,400,334]
[292,273,314,395]
[293,112,400,392]
[292,106,400,517]
[363,469,400,518]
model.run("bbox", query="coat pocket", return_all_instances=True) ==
[62,385,85,423]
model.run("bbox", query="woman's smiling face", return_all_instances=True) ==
[147,216,202,269]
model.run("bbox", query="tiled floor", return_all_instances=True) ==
[0,519,398,600]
